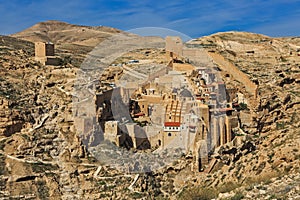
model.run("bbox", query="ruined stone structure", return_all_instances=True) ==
[35,42,60,65]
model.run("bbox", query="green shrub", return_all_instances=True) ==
[276,122,285,130]
[178,187,217,200]
[239,103,248,110]
[231,191,244,200]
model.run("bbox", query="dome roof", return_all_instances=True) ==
[180,89,193,97]
[172,88,178,93]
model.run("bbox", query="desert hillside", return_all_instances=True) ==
[0,23,299,199]
[179,31,300,199]
[12,20,121,46]
[12,21,123,67]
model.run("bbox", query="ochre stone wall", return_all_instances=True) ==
[147,67,168,81]
[165,36,183,60]
[141,94,162,104]
[172,63,195,72]
[208,52,258,99]
[35,42,54,57]
[104,121,119,143]
[136,99,149,116]
[35,42,59,65]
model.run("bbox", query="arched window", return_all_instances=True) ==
[168,132,172,137]
[158,140,161,146]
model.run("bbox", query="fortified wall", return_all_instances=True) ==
[165,36,183,59]
[207,52,258,99]
[165,36,258,102]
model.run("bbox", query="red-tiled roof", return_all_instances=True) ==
[134,112,145,117]
[164,122,181,127]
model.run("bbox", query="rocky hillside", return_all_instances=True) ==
[0,33,184,200]
[12,20,121,46]
[12,20,123,67]
[0,24,299,199]
[178,32,300,199]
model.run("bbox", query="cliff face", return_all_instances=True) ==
[0,25,299,199]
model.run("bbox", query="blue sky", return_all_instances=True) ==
[1,0,300,38]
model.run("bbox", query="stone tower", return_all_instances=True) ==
[35,42,59,65]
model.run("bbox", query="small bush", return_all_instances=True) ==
[239,103,248,110]
[37,180,49,200]
[231,191,244,200]
[178,187,217,200]
[276,122,285,130]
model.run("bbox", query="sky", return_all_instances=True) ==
[0,0,300,38]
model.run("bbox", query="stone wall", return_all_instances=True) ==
[165,36,183,59]
[104,121,119,143]
[35,42,54,57]
[172,63,195,72]
[145,128,163,148]
[125,123,150,149]
[208,52,258,99]
[34,42,59,65]
[147,66,168,81]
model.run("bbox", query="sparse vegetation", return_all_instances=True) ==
[231,191,244,200]
[0,22,299,200]
[178,187,218,200]
[37,180,49,200]
[31,162,58,173]
[0,139,6,151]
[238,102,248,110]
[276,122,285,130]
[59,55,72,66]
